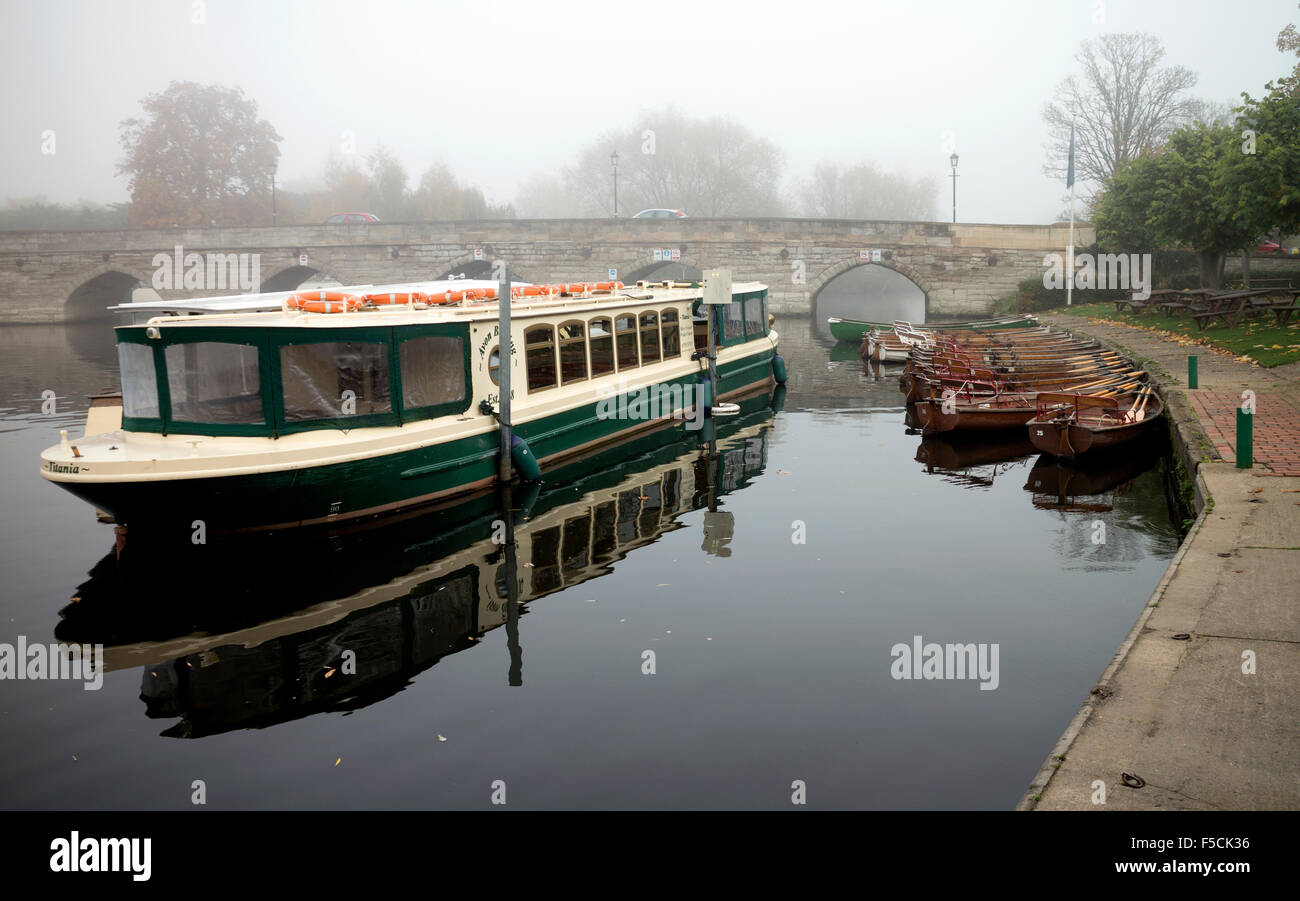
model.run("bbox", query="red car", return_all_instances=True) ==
[1257,240,1282,254]
[325,212,381,224]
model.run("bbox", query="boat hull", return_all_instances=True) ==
[48,353,777,533]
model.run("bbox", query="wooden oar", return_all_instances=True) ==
[1134,387,1154,422]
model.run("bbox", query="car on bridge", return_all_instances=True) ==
[325,212,381,224]
[632,209,688,219]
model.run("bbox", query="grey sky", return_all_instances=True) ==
[1,0,1293,223]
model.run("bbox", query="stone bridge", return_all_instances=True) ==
[0,218,1093,323]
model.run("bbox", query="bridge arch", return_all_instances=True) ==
[259,265,337,293]
[810,260,930,331]
[64,265,152,322]
[622,260,703,284]
[435,253,540,285]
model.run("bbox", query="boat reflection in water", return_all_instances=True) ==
[915,432,1038,490]
[56,389,780,739]
[1024,431,1169,513]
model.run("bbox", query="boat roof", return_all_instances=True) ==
[110,279,767,329]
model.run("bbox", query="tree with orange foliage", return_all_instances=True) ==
[118,82,281,227]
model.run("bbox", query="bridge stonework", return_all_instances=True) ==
[0,219,1093,323]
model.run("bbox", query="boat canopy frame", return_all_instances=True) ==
[115,321,474,437]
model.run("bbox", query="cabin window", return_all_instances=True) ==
[615,313,639,370]
[723,300,744,341]
[399,335,466,409]
[488,346,501,385]
[165,342,263,424]
[558,321,588,384]
[280,341,391,421]
[118,343,160,419]
[661,309,681,357]
[639,311,661,364]
[525,325,557,391]
[589,317,615,377]
[744,296,765,337]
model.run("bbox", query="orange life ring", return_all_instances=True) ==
[428,290,465,304]
[511,285,547,298]
[286,292,362,313]
[594,281,623,291]
[362,292,428,306]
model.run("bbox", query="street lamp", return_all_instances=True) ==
[270,160,278,226]
[610,150,619,218]
[949,152,959,223]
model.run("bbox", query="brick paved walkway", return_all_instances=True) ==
[1188,391,1300,476]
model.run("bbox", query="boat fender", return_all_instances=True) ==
[513,479,542,523]
[771,352,788,385]
[770,384,787,413]
[695,371,713,410]
[510,434,542,482]
[711,402,741,417]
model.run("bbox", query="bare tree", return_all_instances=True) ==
[514,172,586,218]
[563,108,786,217]
[797,162,937,220]
[1042,33,1198,187]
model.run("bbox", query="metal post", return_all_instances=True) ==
[707,303,718,409]
[1188,355,1198,389]
[498,263,511,482]
[1236,406,1253,469]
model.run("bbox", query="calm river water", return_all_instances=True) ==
[0,314,1183,809]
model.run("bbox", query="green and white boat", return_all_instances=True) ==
[40,278,785,532]
[826,313,1038,343]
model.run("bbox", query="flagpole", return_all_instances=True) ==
[1066,116,1076,307]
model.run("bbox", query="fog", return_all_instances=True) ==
[1,0,1292,223]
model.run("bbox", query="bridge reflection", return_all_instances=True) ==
[56,391,779,738]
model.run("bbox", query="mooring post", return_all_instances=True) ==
[498,263,511,483]
[1236,405,1253,469]
[1188,355,1198,389]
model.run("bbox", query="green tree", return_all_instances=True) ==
[118,81,281,226]
[1094,124,1256,287]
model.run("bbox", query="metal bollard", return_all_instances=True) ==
[1188,355,1198,389]
[1236,407,1253,469]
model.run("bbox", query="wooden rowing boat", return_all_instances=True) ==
[1026,387,1164,458]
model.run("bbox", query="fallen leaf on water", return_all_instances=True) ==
[437,734,447,742]
[656,583,669,587]
[584,599,597,603]
[335,757,342,766]
[325,667,336,678]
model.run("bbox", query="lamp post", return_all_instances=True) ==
[610,150,619,218]
[270,160,278,226]
[949,152,958,224]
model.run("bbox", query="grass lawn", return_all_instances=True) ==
[1056,303,1300,367]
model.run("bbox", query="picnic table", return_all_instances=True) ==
[1148,288,1216,316]
[1260,288,1300,327]
[1189,290,1273,330]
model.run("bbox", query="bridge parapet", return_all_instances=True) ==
[0,218,1095,323]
